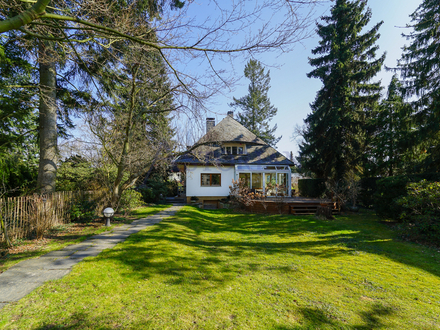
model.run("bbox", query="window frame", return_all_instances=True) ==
[223,145,245,155]
[201,173,222,187]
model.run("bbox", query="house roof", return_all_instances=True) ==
[176,115,294,166]
[198,115,266,145]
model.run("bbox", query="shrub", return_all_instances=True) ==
[119,189,144,214]
[374,173,440,219]
[323,172,361,212]
[166,180,179,197]
[138,174,173,203]
[325,180,348,212]
[70,198,97,223]
[397,180,440,244]
[298,179,325,198]
[139,186,155,203]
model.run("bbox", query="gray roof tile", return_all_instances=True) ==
[176,116,294,166]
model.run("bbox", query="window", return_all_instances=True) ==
[251,173,263,189]
[223,145,245,155]
[201,173,221,186]
[239,173,251,187]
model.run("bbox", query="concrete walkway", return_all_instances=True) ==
[0,205,183,310]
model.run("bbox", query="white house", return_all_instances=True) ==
[175,112,294,204]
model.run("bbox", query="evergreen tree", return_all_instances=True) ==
[299,0,385,180]
[229,59,281,146]
[398,0,440,172]
[365,75,413,177]
[0,34,39,195]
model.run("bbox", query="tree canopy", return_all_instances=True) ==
[299,0,385,181]
[1,0,318,197]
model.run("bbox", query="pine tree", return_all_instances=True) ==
[398,0,440,172]
[299,0,385,180]
[229,59,281,146]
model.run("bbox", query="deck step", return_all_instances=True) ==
[165,197,186,203]
[290,203,338,215]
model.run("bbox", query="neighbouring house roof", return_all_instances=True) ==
[176,115,294,166]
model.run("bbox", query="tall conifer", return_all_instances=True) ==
[365,75,413,177]
[398,0,440,172]
[229,59,281,147]
[299,0,385,180]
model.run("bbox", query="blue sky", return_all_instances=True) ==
[180,0,420,160]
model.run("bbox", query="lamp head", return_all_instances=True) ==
[103,207,115,218]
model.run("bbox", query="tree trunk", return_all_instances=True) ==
[37,41,57,193]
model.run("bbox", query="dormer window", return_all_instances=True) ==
[223,145,244,155]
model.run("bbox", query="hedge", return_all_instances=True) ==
[298,179,326,198]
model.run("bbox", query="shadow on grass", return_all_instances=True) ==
[75,207,440,296]
[31,303,395,330]
[90,206,440,285]
[33,312,153,330]
[15,206,434,329]
[272,303,394,329]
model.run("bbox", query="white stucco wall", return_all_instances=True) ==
[186,165,235,197]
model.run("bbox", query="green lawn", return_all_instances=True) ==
[0,204,170,274]
[1,207,440,329]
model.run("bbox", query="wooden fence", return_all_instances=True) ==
[0,191,99,243]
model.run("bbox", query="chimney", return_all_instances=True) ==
[206,118,215,133]
[227,111,234,118]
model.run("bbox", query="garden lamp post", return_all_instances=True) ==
[103,207,115,227]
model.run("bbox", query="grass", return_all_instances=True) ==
[0,204,170,274]
[1,206,440,329]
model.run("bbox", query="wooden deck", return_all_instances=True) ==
[243,197,338,215]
